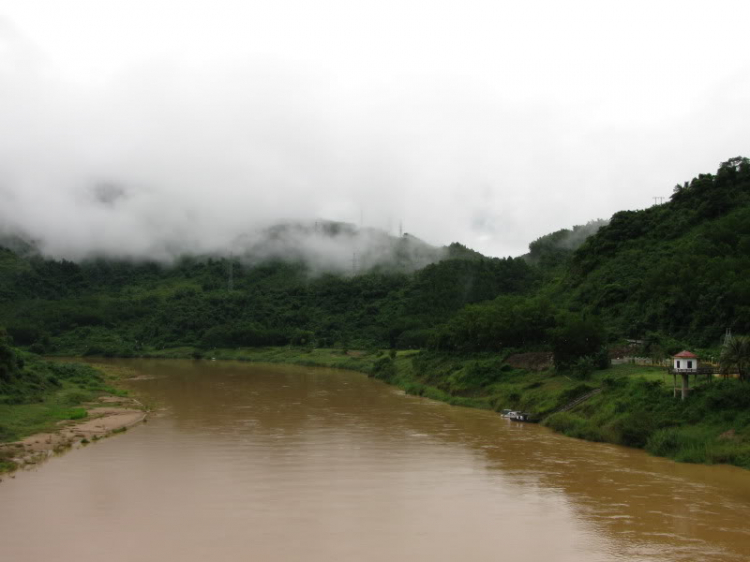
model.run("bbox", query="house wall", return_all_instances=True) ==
[673,357,698,371]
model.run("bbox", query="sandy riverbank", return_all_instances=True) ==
[0,395,147,475]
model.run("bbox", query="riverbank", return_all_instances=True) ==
[135,346,750,470]
[37,346,750,470]
[0,357,147,475]
[0,396,146,475]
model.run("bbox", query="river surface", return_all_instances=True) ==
[2,359,750,562]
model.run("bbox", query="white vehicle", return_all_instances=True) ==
[502,410,533,422]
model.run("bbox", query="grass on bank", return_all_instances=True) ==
[544,369,750,468]
[0,392,93,442]
[0,355,130,473]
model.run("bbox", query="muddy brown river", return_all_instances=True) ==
[2,359,750,561]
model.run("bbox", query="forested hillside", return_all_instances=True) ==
[0,157,748,358]
[0,233,537,355]
[523,219,609,270]
[565,156,750,346]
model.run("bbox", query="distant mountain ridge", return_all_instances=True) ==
[1,219,485,274]
[0,216,531,354]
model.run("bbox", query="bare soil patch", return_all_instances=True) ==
[0,396,147,474]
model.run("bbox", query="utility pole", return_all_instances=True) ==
[351,252,358,274]
[399,220,403,237]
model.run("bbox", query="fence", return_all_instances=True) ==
[611,357,671,367]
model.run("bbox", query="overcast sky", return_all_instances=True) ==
[1,0,748,259]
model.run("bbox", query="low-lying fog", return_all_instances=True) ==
[1,2,749,260]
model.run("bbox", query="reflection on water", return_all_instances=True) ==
[2,359,750,562]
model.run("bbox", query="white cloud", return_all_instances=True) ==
[1,1,749,260]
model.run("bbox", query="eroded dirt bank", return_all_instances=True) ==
[0,395,147,475]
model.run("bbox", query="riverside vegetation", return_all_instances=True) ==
[0,331,135,472]
[1,157,750,468]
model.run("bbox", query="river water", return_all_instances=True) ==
[2,359,750,562]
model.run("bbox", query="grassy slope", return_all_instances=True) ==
[545,379,750,467]
[0,357,129,473]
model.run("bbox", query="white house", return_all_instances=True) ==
[673,350,698,373]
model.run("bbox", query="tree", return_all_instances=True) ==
[551,313,605,371]
[0,329,19,383]
[720,335,750,381]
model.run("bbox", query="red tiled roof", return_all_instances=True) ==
[673,350,698,358]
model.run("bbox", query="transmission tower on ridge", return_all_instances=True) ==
[724,328,733,347]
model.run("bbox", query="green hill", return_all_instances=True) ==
[0,157,748,358]
[0,226,536,355]
[564,156,750,346]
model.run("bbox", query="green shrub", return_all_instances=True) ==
[557,383,594,407]
[371,357,396,381]
[545,412,605,441]
[61,389,93,406]
[573,356,595,380]
[646,428,682,457]
[594,347,611,370]
[403,382,425,396]
[67,408,88,420]
[0,423,17,442]
[608,412,658,447]
[704,380,750,410]
[602,375,624,389]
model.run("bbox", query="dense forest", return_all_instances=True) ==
[564,156,750,345]
[0,236,537,355]
[0,157,748,361]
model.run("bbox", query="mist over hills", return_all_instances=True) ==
[522,219,610,269]
[0,156,748,355]
[0,218,485,274]
[231,220,464,273]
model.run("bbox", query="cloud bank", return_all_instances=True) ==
[1,1,750,260]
